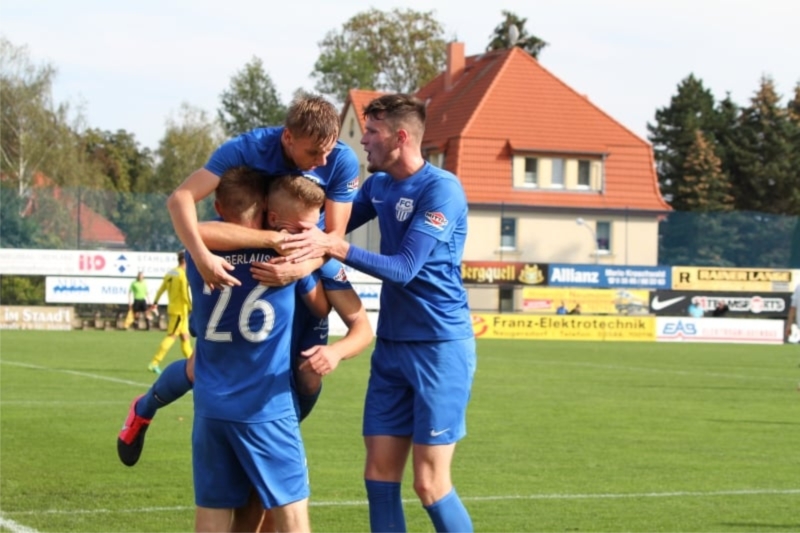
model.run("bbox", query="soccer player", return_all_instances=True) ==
[280,94,476,532]
[167,93,359,291]
[147,252,192,374]
[127,271,150,330]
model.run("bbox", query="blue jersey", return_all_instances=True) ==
[292,259,353,355]
[187,248,318,423]
[204,126,359,227]
[352,163,473,341]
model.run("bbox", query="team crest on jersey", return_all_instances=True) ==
[300,172,321,184]
[333,266,348,282]
[346,177,360,191]
[424,211,448,231]
[395,198,414,222]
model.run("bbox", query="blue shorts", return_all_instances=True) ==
[363,337,476,445]
[192,415,309,509]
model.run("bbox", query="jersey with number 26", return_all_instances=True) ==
[186,248,317,423]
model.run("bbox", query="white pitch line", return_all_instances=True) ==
[4,488,799,516]
[0,360,157,389]
[0,515,41,533]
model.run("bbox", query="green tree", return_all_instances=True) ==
[0,38,88,197]
[648,75,722,206]
[312,8,447,102]
[218,57,286,137]
[81,128,154,193]
[676,130,733,212]
[727,77,799,215]
[486,10,548,58]
[154,103,221,192]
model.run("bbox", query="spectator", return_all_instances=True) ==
[687,301,704,318]
[712,301,730,317]
[568,303,581,315]
[556,301,568,315]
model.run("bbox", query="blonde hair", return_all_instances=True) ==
[268,174,326,211]
[285,94,340,144]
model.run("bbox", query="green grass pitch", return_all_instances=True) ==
[1,330,799,532]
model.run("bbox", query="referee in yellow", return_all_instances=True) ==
[147,251,193,375]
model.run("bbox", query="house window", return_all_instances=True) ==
[501,217,516,249]
[596,221,611,252]
[578,160,591,187]
[499,286,514,312]
[524,157,538,186]
[426,152,444,168]
[551,158,565,188]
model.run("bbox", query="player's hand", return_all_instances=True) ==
[298,345,342,376]
[280,225,331,263]
[197,251,240,290]
[250,260,307,287]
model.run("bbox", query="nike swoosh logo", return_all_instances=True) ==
[651,296,685,311]
[371,197,384,204]
[430,428,450,437]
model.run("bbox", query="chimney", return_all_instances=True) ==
[444,42,465,91]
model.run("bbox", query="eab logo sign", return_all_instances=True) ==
[661,319,698,338]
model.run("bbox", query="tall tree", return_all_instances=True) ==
[676,130,733,212]
[647,74,720,205]
[312,8,447,103]
[218,57,286,137]
[486,10,548,58]
[82,128,154,193]
[154,103,221,192]
[0,38,87,197]
[727,77,799,215]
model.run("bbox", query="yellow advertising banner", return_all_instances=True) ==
[672,267,793,292]
[521,287,650,315]
[471,313,656,342]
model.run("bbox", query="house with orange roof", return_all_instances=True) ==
[10,173,127,249]
[339,42,670,310]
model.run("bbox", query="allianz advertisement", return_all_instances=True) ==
[547,264,671,289]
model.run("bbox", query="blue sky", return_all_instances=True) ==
[2,0,798,152]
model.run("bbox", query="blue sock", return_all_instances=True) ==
[365,479,405,532]
[424,488,473,533]
[135,359,192,419]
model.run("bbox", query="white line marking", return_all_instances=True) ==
[1,360,154,388]
[0,515,41,533]
[4,488,799,516]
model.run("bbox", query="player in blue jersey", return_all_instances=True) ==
[187,171,330,531]
[167,94,359,290]
[280,94,476,533]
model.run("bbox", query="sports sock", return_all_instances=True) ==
[151,337,175,365]
[424,488,473,533]
[135,359,193,419]
[365,479,405,532]
[180,339,192,358]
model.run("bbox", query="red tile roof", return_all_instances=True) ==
[342,47,668,213]
[26,173,127,246]
[343,89,385,136]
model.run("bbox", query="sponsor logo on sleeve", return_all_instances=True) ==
[424,211,448,231]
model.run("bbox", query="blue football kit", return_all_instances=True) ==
[205,126,359,226]
[343,162,476,444]
[291,258,353,420]
[186,247,318,509]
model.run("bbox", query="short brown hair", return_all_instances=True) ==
[284,94,340,144]
[216,166,267,224]
[363,93,426,134]
[268,174,326,211]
